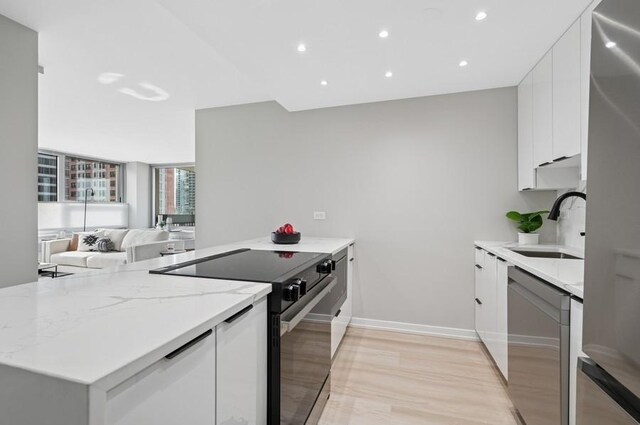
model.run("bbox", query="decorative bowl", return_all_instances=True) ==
[271,232,301,244]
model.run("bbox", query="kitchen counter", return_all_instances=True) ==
[475,241,585,299]
[0,236,353,388]
[0,271,271,387]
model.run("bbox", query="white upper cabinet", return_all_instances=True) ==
[532,51,554,168]
[553,19,582,161]
[518,71,535,190]
[581,0,603,180]
[517,0,600,189]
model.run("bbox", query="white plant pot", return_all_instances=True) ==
[518,232,539,245]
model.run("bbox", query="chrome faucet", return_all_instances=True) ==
[548,191,586,221]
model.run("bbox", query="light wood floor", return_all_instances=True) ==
[318,328,519,425]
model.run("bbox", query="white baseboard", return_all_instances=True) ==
[349,317,479,341]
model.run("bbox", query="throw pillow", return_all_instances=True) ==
[96,238,115,253]
[101,229,129,252]
[77,231,105,252]
[68,234,79,251]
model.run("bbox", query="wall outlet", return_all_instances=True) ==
[313,211,326,220]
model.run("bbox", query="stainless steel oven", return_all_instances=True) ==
[278,277,336,425]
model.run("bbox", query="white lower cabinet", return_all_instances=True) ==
[495,258,509,380]
[570,298,585,425]
[331,245,354,358]
[474,246,508,380]
[105,329,217,425]
[102,298,268,425]
[217,298,268,425]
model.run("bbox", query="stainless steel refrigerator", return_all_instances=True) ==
[578,0,640,423]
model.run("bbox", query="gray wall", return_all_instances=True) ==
[125,162,151,229]
[0,15,38,288]
[196,88,556,331]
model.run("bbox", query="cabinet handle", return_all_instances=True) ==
[224,304,254,324]
[553,156,569,162]
[475,265,483,269]
[349,258,355,262]
[475,247,482,251]
[165,329,213,360]
[539,161,553,167]
[487,253,496,257]
[522,187,533,191]
[335,309,342,318]
[475,298,483,305]
[498,257,507,263]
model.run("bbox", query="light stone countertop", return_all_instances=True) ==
[0,236,353,388]
[474,241,585,299]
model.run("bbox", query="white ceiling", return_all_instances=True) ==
[0,0,592,163]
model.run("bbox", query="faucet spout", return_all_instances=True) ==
[548,191,586,221]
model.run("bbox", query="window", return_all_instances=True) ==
[37,151,123,203]
[154,166,196,225]
[64,156,122,202]
[38,153,58,202]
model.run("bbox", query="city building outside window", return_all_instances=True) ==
[64,156,122,202]
[154,166,196,225]
[37,153,58,202]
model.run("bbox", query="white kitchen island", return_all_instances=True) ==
[0,236,354,425]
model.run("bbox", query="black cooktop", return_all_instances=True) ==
[150,249,325,283]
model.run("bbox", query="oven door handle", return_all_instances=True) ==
[280,276,337,336]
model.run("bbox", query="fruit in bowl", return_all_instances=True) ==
[272,223,301,244]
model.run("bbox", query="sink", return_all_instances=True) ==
[509,249,582,260]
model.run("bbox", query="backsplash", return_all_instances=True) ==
[556,183,587,251]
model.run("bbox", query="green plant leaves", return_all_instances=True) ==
[506,211,523,222]
[506,210,549,233]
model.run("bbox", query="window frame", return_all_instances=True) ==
[151,163,196,226]
[37,150,125,204]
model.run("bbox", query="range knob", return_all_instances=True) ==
[283,283,301,302]
[293,278,307,296]
[316,260,333,274]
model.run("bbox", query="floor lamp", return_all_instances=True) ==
[83,188,94,232]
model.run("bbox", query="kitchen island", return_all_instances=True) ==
[0,236,354,425]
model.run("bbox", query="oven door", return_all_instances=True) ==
[279,276,336,425]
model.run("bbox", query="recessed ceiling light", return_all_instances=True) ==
[385,71,393,78]
[379,30,389,38]
[606,41,617,49]
[459,60,469,67]
[475,11,487,21]
[297,44,307,52]
[320,80,328,86]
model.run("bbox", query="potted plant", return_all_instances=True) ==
[506,210,549,245]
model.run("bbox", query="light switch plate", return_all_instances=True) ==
[313,211,326,220]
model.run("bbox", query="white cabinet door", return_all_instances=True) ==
[570,298,586,425]
[105,329,216,425]
[474,248,487,342]
[474,262,485,343]
[484,253,498,360]
[217,298,268,425]
[518,71,536,191]
[495,258,510,380]
[331,246,354,358]
[553,19,582,161]
[580,0,603,180]
[533,50,554,167]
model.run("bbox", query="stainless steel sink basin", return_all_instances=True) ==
[509,249,582,260]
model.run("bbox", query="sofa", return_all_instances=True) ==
[41,229,185,273]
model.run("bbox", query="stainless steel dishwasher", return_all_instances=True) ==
[508,267,571,425]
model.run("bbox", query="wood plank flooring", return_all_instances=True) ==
[318,328,519,425]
